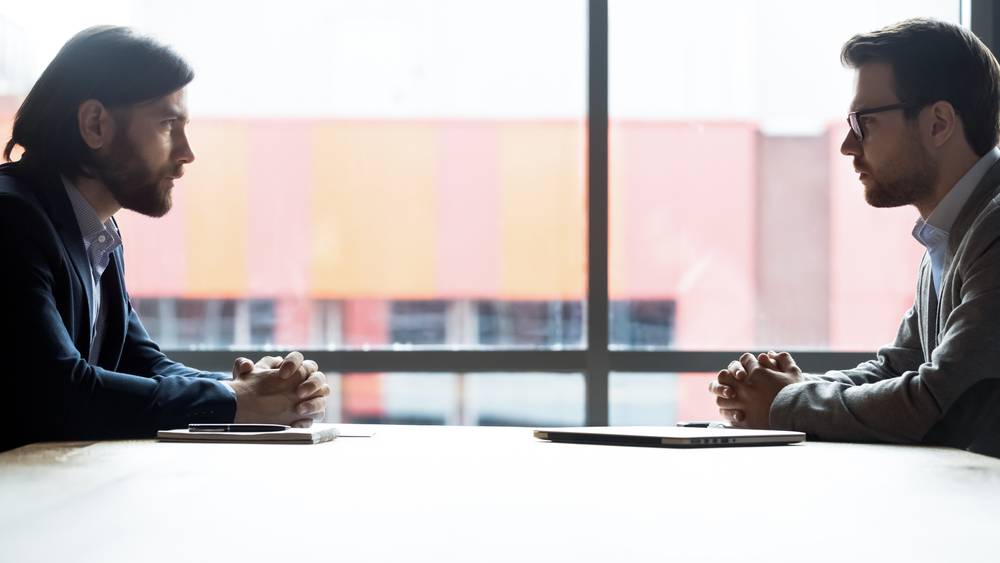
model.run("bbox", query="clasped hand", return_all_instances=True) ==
[708,351,803,428]
[228,351,330,428]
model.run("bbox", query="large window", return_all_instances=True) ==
[0,0,977,425]
[118,0,588,350]
[609,0,963,351]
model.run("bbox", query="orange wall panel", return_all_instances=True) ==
[311,122,436,298]
[498,122,585,300]
[181,120,249,297]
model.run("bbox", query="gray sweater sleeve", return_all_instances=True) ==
[800,303,924,386]
[769,238,1000,445]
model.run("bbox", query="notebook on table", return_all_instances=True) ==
[533,426,805,448]
[158,423,339,444]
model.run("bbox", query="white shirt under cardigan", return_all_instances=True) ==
[912,147,1000,297]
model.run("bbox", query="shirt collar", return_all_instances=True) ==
[60,175,120,245]
[912,218,948,250]
[925,146,1000,232]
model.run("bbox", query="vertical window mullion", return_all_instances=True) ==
[586,0,610,426]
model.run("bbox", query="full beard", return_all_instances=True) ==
[861,140,938,209]
[94,136,175,218]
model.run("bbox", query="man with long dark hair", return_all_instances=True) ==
[709,18,1000,457]
[0,26,330,451]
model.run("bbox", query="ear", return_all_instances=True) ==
[77,99,115,150]
[925,100,959,149]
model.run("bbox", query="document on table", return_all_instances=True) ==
[157,423,339,444]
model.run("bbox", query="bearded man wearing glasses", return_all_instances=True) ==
[709,18,1000,457]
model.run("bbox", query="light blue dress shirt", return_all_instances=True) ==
[912,147,1000,297]
[61,176,123,363]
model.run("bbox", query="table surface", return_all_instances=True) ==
[2,425,999,563]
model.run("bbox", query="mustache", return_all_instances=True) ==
[853,159,869,173]
[165,166,184,180]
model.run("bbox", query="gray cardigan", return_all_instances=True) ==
[770,159,1000,457]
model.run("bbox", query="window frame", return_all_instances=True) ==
[167,0,985,425]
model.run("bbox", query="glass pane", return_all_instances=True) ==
[609,0,963,350]
[1,0,586,349]
[609,373,717,426]
[327,373,584,426]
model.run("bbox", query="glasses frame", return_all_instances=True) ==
[846,102,917,141]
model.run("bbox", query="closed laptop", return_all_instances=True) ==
[533,426,805,448]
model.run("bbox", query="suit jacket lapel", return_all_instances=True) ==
[33,169,95,353]
[96,248,128,369]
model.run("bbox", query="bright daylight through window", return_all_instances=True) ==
[0,0,967,425]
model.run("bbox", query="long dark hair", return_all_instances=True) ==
[3,26,194,176]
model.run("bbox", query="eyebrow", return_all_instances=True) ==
[157,107,190,123]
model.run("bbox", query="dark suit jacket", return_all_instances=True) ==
[0,159,235,452]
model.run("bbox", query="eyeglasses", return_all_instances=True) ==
[846,103,915,141]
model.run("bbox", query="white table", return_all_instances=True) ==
[2,425,998,562]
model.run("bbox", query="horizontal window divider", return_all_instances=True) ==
[167,350,589,373]
[608,350,875,374]
[166,349,874,375]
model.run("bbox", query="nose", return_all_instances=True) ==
[175,130,195,165]
[840,129,861,157]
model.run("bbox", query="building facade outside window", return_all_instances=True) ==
[0,0,971,425]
